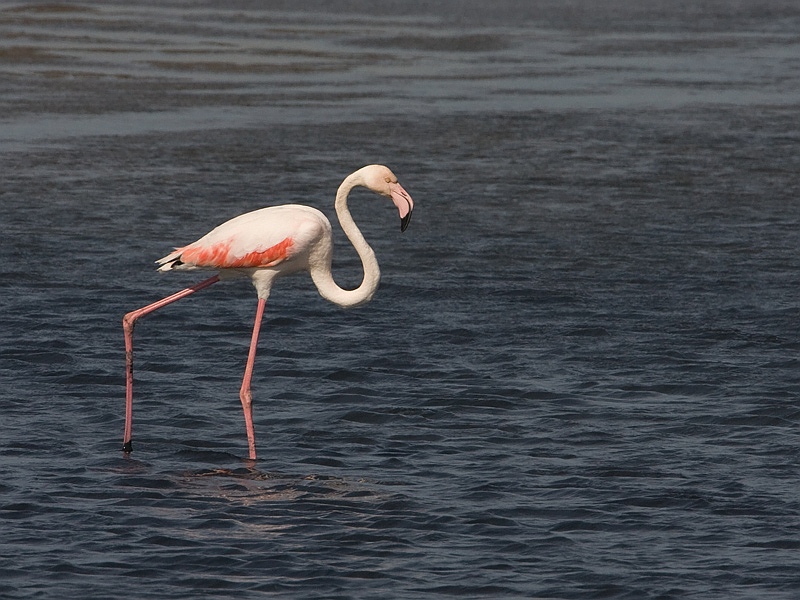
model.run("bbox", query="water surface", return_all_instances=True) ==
[1,1,799,598]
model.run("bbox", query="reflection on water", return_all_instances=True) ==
[183,468,383,505]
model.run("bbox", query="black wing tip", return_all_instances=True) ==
[160,257,183,271]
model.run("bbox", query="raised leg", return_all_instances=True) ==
[239,298,267,460]
[123,275,220,453]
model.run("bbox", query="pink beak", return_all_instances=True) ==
[389,182,414,232]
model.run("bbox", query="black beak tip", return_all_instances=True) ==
[123,441,133,454]
[400,212,412,232]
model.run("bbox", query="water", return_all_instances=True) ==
[1,1,800,598]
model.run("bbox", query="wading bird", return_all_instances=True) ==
[122,164,414,460]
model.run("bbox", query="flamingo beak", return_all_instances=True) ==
[389,182,414,232]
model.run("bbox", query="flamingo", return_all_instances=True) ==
[122,164,414,460]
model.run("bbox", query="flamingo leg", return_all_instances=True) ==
[122,275,220,453]
[240,297,266,460]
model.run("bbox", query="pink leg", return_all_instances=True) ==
[122,275,220,453]
[239,298,266,460]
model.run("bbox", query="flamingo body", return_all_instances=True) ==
[122,165,414,460]
[156,205,331,298]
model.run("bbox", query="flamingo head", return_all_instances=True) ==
[358,164,414,232]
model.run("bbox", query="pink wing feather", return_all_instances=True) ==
[178,236,293,269]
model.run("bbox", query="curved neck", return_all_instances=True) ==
[311,175,380,308]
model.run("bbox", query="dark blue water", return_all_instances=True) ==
[2,1,800,598]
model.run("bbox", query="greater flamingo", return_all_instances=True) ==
[122,164,414,460]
